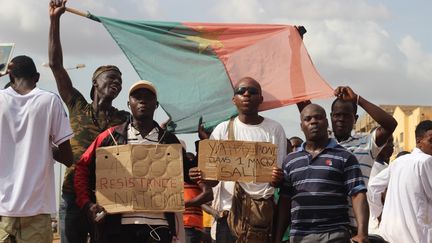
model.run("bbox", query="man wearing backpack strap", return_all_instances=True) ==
[192,77,287,243]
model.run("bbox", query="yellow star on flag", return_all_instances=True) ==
[186,26,225,53]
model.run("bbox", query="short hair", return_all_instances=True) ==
[331,98,358,114]
[185,152,195,161]
[9,55,37,79]
[235,77,262,93]
[300,103,327,120]
[415,120,432,139]
[289,136,304,142]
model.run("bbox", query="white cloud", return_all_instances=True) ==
[136,0,162,18]
[210,0,395,72]
[211,0,390,22]
[0,1,45,31]
[79,1,119,16]
[211,0,264,22]
[398,35,432,81]
[265,0,390,21]
[304,20,395,71]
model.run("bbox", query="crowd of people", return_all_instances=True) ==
[0,1,431,243]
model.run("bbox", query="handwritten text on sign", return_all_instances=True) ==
[198,140,277,182]
[95,144,184,214]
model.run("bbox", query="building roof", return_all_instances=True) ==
[356,105,432,133]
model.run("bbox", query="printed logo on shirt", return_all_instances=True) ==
[325,159,333,166]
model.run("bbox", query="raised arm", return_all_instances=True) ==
[334,86,397,146]
[49,0,75,104]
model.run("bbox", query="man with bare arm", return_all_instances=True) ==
[0,56,73,243]
[49,1,129,242]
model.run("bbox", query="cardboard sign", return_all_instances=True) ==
[95,144,184,213]
[198,140,277,182]
[0,43,14,75]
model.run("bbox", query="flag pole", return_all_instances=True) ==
[65,7,101,22]
[65,7,89,18]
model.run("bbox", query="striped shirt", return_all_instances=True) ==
[337,130,383,226]
[280,138,366,236]
[337,130,382,186]
[183,184,203,229]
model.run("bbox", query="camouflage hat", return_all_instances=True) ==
[90,65,121,100]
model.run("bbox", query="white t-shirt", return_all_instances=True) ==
[337,130,383,227]
[210,116,287,200]
[338,130,383,186]
[0,87,73,217]
[209,116,287,239]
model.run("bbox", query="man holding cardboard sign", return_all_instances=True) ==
[198,140,278,183]
[74,80,186,243]
[192,77,287,243]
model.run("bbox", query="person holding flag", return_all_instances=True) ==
[49,1,130,242]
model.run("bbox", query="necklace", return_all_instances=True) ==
[91,108,112,131]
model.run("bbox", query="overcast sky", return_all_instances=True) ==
[1,0,431,207]
[1,0,431,156]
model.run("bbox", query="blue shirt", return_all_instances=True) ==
[280,138,366,236]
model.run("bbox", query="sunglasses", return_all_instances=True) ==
[234,87,260,95]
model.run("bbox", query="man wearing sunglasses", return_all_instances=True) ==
[192,77,287,243]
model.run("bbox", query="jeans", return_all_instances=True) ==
[107,224,172,243]
[290,229,351,243]
[216,217,236,243]
[201,227,213,243]
[185,227,202,243]
[59,193,91,243]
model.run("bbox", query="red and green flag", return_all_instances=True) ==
[88,14,333,133]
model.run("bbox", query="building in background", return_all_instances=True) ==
[356,105,432,155]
